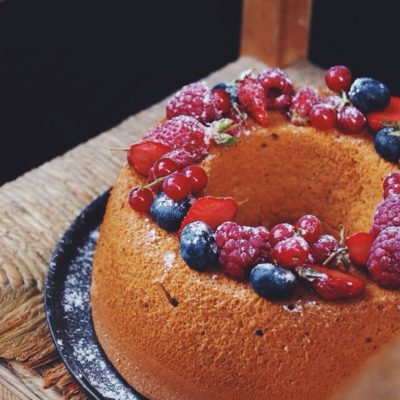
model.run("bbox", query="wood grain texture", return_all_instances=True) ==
[241,0,312,66]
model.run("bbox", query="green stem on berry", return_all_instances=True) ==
[110,148,129,152]
[141,176,165,189]
[296,266,328,281]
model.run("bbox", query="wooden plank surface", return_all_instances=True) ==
[241,0,312,66]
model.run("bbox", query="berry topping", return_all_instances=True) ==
[371,196,400,236]
[180,221,219,271]
[295,214,323,243]
[128,141,172,177]
[310,235,339,264]
[212,88,231,114]
[215,222,270,280]
[374,127,400,163]
[258,68,294,111]
[183,166,208,193]
[349,77,390,114]
[297,265,365,300]
[272,236,310,269]
[166,81,221,123]
[237,76,269,126]
[269,223,295,247]
[337,105,366,133]
[144,116,210,162]
[345,232,374,267]
[325,65,352,93]
[310,103,337,130]
[212,82,239,104]
[179,196,238,233]
[384,184,400,199]
[158,149,195,170]
[367,97,400,133]
[162,172,192,201]
[150,192,191,232]
[383,171,400,190]
[368,227,400,289]
[250,263,296,300]
[153,158,179,178]
[128,187,154,213]
[289,86,320,126]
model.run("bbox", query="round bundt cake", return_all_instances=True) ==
[91,67,400,400]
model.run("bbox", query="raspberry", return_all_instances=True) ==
[384,184,400,199]
[289,87,320,126]
[310,235,339,264]
[383,171,400,190]
[166,81,221,124]
[159,149,195,170]
[215,222,270,280]
[237,76,269,126]
[368,227,400,288]
[258,68,294,111]
[371,196,400,236]
[144,116,210,162]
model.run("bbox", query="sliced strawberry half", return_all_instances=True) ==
[297,265,366,301]
[367,97,400,133]
[127,140,172,177]
[179,196,239,234]
[345,231,374,267]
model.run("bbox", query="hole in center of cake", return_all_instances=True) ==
[205,128,386,236]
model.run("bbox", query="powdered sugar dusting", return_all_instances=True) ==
[163,251,176,269]
[54,226,140,399]
[283,299,319,315]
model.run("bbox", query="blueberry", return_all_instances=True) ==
[250,263,296,300]
[212,82,238,104]
[150,192,191,232]
[349,77,390,113]
[374,127,400,163]
[180,221,218,271]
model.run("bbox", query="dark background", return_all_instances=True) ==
[0,0,398,185]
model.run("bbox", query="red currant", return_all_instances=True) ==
[269,223,295,247]
[384,184,400,199]
[162,172,192,201]
[310,103,337,130]
[272,236,310,269]
[325,65,352,93]
[128,187,153,213]
[295,215,322,243]
[337,106,366,133]
[310,235,339,264]
[183,166,208,193]
[383,172,400,190]
[212,88,231,114]
[153,158,179,178]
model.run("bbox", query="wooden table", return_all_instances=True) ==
[0,57,399,400]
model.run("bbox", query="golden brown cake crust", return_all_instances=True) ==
[91,113,400,400]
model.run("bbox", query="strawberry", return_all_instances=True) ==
[367,97,400,133]
[144,116,211,162]
[127,140,172,176]
[179,196,239,234]
[297,265,366,301]
[237,76,269,126]
[166,81,221,124]
[345,232,374,267]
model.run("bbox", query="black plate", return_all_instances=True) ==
[45,190,147,400]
